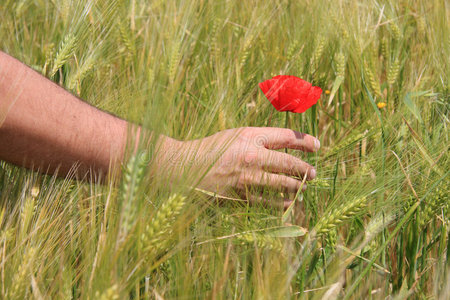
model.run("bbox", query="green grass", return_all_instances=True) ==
[0,0,448,298]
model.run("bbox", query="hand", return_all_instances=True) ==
[163,127,320,208]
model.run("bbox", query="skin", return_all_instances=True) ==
[0,51,319,207]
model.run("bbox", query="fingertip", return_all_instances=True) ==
[309,168,316,179]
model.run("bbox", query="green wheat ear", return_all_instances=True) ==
[335,52,346,79]
[42,43,55,76]
[363,60,382,98]
[237,232,283,252]
[389,22,402,41]
[95,284,120,300]
[287,39,300,61]
[50,33,77,78]
[168,40,181,83]
[308,178,330,188]
[240,34,254,69]
[364,212,396,243]
[19,195,35,241]
[387,58,400,86]
[9,247,36,300]
[419,178,449,228]
[118,20,135,58]
[325,228,337,253]
[118,151,148,243]
[209,19,221,65]
[314,196,368,236]
[67,55,95,92]
[380,38,388,61]
[415,16,426,36]
[311,35,326,69]
[140,194,187,257]
[327,130,369,157]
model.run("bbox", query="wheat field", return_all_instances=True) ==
[0,0,448,299]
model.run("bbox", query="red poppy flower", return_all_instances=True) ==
[259,75,322,113]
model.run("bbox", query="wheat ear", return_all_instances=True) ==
[118,151,148,242]
[50,33,77,78]
[140,194,187,256]
[315,196,368,235]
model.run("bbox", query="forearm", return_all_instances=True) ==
[0,51,139,179]
[0,50,319,202]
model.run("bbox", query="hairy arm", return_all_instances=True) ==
[0,51,165,179]
[0,50,319,207]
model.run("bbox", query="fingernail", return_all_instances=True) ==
[310,168,316,179]
[314,139,321,150]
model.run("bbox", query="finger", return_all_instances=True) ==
[240,171,306,193]
[254,127,320,152]
[245,193,293,210]
[259,149,316,179]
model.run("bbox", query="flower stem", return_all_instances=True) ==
[285,112,289,153]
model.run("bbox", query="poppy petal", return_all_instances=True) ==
[259,75,322,114]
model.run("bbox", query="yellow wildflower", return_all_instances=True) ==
[377,102,387,109]
[325,90,331,95]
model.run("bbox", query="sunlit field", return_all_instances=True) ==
[0,0,448,298]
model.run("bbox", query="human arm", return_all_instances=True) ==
[0,51,319,204]
[0,50,155,180]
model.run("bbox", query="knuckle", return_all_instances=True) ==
[242,151,258,166]
[238,172,254,187]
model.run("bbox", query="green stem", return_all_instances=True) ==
[285,111,289,153]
